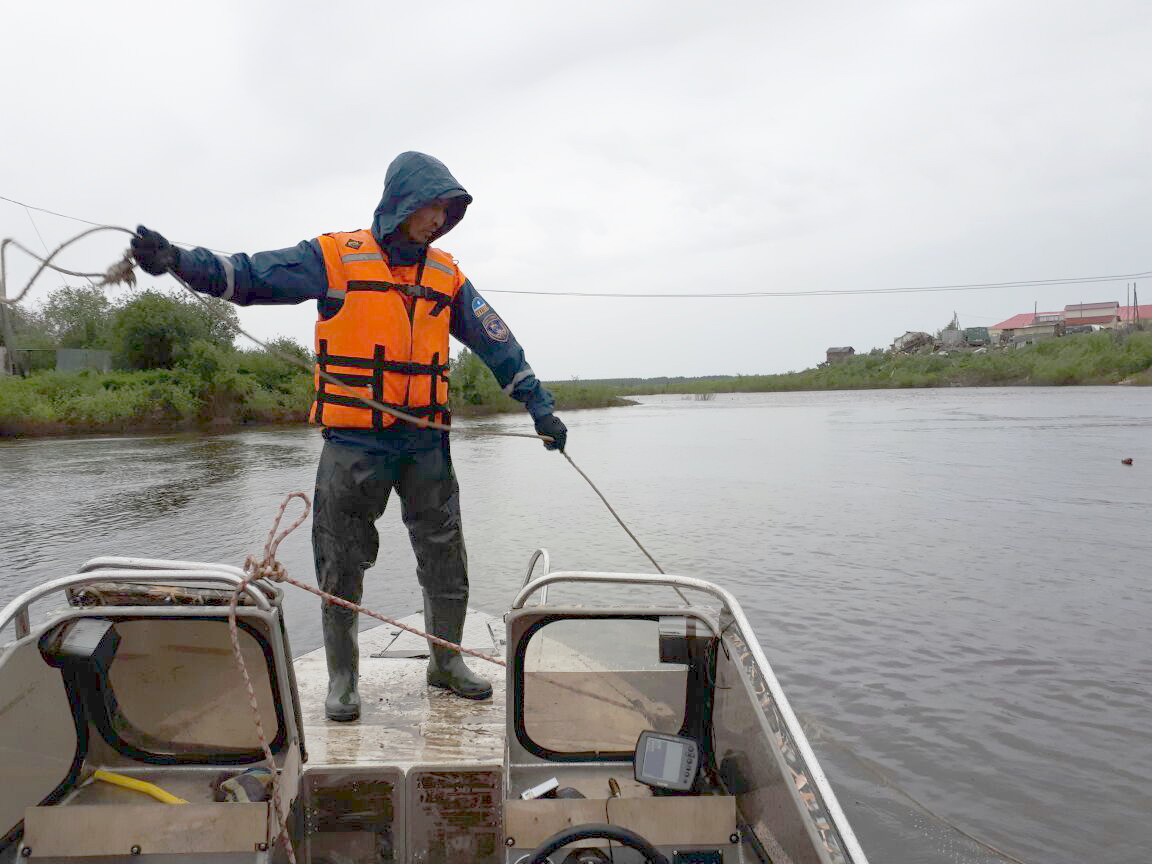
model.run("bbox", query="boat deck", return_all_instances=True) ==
[293,609,508,768]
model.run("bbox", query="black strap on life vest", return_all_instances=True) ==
[314,340,451,428]
[346,280,452,317]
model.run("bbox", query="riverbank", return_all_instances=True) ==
[0,368,634,438]
[607,329,1152,394]
[3,331,1148,437]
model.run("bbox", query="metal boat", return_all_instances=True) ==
[0,552,868,864]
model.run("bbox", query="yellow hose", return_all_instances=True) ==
[93,769,188,805]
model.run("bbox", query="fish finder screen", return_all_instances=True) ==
[646,736,685,783]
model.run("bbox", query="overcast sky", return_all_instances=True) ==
[2,1,1149,380]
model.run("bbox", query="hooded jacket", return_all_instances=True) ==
[174,152,554,430]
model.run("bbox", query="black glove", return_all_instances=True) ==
[130,225,181,276]
[534,413,567,452]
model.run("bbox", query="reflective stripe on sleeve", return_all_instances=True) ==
[217,255,236,301]
[340,253,384,262]
[502,366,535,396]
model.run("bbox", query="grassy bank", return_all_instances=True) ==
[0,348,632,437]
[0,364,314,437]
[586,330,1152,395]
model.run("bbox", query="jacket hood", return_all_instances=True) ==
[371,152,472,247]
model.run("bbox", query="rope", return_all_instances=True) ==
[228,493,503,862]
[0,226,137,305]
[228,494,308,864]
[561,451,688,603]
[0,223,671,576]
[240,493,506,668]
[228,490,676,859]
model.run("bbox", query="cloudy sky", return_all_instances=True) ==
[2,0,1149,380]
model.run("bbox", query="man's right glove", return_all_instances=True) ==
[534,414,567,452]
[130,225,181,276]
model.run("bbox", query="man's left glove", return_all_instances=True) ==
[130,225,181,276]
[534,414,567,452]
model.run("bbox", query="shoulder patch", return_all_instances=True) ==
[471,296,490,318]
[482,313,509,343]
[345,239,362,249]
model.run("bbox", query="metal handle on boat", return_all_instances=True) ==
[0,568,274,636]
[520,548,552,605]
[512,570,719,610]
[79,556,248,577]
[78,557,282,604]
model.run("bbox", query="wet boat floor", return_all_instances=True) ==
[294,609,507,768]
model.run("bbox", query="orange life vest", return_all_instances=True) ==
[310,229,461,430]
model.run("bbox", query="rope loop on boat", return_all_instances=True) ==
[242,492,310,584]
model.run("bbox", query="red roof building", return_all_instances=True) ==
[990,312,1058,331]
[1065,302,1119,326]
[1119,304,1152,322]
[991,303,1149,332]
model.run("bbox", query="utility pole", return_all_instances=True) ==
[0,300,17,376]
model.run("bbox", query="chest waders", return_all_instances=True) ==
[312,429,491,721]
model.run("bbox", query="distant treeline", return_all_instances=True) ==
[2,284,1149,437]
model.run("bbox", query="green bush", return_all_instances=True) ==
[235,338,313,394]
[449,349,506,408]
[112,290,239,370]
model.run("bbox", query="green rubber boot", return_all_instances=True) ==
[322,604,361,721]
[425,597,493,700]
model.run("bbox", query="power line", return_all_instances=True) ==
[3,192,1148,300]
[23,205,81,292]
[482,271,1152,298]
[0,193,231,256]
[0,194,106,228]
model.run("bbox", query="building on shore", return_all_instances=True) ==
[1064,302,1120,327]
[825,346,855,363]
[891,331,933,353]
[990,303,1149,341]
[1119,304,1152,324]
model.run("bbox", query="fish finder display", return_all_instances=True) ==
[633,730,699,792]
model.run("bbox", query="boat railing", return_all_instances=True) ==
[510,568,870,864]
[512,568,724,611]
[519,548,552,605]
[0,557,277,640]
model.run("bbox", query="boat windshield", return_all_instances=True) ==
[521,617,688,756]
[106,618,283,758]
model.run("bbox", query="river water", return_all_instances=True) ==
[2,388,1149,863]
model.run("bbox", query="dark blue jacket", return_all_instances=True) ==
[173,152,555,435]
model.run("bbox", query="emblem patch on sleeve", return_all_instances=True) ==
[471,296,490,318]
[345,239,363,249]
[482,313,509,342]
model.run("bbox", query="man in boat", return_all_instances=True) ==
[129,152,567,720]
